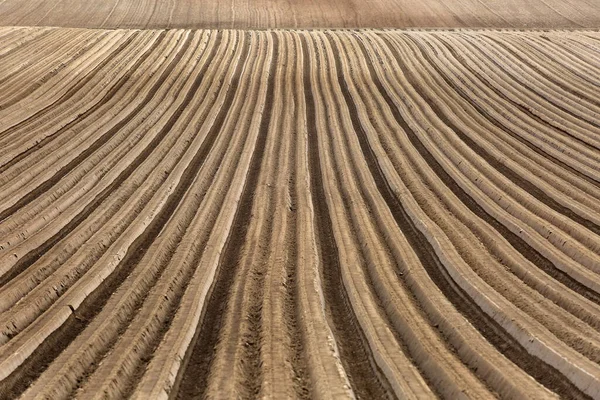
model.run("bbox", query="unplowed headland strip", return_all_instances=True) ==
[395,34,600,306]
[0,32,179,287]
[0,31,223,399]
[381,36,600,237]
[299,33,393,399]
[352,33,590,399]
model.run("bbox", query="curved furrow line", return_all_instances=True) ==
[0,31,147,152]
[376,35,600,239]
[0,30,175,234]
[390,33,600,297]
[0,31,180,217]
[0,30,201,314]
[0,29,128,133]
[395,35,600,274]
[450,33,600,150]
[10,31,234,399]
[398,33,600,202]
[476,33,600,141]
[258,31,310,399]
[525,35,600,87]
[361,32,600,365]
[349,30,597,397]
[299,32,395,400]
[0,30,228,397]
[47,31,254,400]
[410,34,600,187]
[354,30,598,399]
[0,31,222,345]
[0,31,114,111]
[172,33,273,400]
[333,30,587,399]
[438,33,600,161]
[0,29,84,90]
[320,31,496,399]
[541,34,600,73]
[0,32,172,284]
[132,31,344,400]
[507,34,600,96]
[0,31,183,260]
[386,33,600,232]
[0,28,54,63]
[0,31,143,159]
[434,32,600,156]
[365,32,600,330]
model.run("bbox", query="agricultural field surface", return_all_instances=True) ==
[0,0,598,28]
[0,0,599,399]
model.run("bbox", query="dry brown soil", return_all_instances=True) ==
[0,1,599,399]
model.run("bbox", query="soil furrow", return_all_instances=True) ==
[394,35,600,304]
[0,31,225,398]
[352,32,591,399]
[299,33,393,400]
[446,34,600,155]
[380,36,600,237]
[0,31,140,141]
[0,32,176,286]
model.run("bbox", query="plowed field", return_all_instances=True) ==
[0,26,599,399]
[0,0,599,29]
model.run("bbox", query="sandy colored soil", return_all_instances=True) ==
[0,26,599,399]
[0,0,598,28]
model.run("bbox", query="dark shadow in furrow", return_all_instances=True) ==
[0,31,187,288]
[379,37,600,237]
[235,34,280,400]
[0,30,54,72]
[0,30,79,93]
[442,35,600,151]
[58,33,229,396]
[0,32,156,175]
[0,33,165,176]
[516,37,600,90]
[348,34,590,400]
[538,36,600,83]
[286,36,311,399]
[394,34,600,307]
[299,35,393,400]
[172,33,272,400]
[0,32,224,400]
[326,33,454,398]
[472,35,600,136]
[0,30,141,141]
[404,37,600,191]
[0,32,113,111]
[0,31,161,174]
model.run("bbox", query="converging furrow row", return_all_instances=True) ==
[0,27,599,399]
